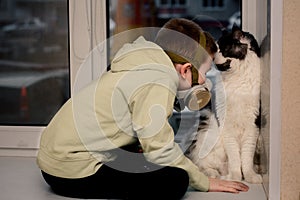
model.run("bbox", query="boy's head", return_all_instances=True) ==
[155,18,217,87]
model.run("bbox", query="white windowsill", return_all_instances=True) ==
[0,156,267,200]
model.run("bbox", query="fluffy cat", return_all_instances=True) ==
[186,25,262,183]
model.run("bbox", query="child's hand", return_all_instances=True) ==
[208,178,249,193]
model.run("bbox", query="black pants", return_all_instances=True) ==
[41,163,189,200]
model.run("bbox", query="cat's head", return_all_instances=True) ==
[217,24,260,60]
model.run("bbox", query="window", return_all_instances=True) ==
[110,0,240,48]
[0,0,69,155]
[0,0,69,126]
[203,0,226,10]
[107,2,274,199]
[0,1,282,199]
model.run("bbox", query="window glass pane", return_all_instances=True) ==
[0,0,69,125]
[110,0,241,41]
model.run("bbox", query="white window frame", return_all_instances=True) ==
[243,1,282,199]
[0,1,282,199]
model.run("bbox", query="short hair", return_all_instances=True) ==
[155,18,217,69]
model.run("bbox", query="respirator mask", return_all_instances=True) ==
[173,66,211,112]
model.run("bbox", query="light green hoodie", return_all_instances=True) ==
[37,36,209,191]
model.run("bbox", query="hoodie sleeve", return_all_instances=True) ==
[129,81,210,192]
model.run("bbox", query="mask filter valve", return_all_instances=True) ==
[175,84,211,112]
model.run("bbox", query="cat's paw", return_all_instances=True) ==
[224,171,242,181]
[244,173,263,184]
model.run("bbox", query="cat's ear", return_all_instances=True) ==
[232,23,243,40]
[232,23,240,30]
[221,28,228,36]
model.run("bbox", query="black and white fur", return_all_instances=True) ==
[186,25,262,183]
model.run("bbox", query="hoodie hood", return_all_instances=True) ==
[111,37,178,85]
[111,36,179,94]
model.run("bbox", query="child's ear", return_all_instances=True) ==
[179,63,192,78]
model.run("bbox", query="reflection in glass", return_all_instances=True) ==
[0,0,69,125]
[110,0,241,40]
